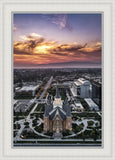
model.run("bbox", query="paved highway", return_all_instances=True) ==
[14,138,101,142]
[39,76,53,99]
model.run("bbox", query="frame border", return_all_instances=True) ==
[0,0,115,160]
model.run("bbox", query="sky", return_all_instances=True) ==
[13,13,102,68]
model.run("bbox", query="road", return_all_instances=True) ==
[39,76,53,99]
[14,101,41,140]
[14,143,102,146]
[14,138,101,147]
[28,118,50,138]
[14,77,53,140]
[14,99,49,141]
[14,138,101,142]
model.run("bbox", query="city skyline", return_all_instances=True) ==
[13,13,102,68]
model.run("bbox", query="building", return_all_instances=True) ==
[84,98,99,111]
[92,81,101,108]
[44,86,72,133]
[74,102,84,112]
[15,84,40,97]
[52,81,72,90]
[71,78,91,98]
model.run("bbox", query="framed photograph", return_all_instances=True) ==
[0,0,115,160]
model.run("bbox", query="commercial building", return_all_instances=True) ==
[15,84,40,97]
[71,78,91,98]
[92,81,101,108]
[84,98,99,111]
[52,81,72,91]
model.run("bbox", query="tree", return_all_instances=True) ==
[88,121,94,126]
[65,129,70,135]
[24,122,29,126]
[81,132,85,141]
[35,126,43,133]
[62,129,70,136]
[45,130,53,136]
[95,122,98,127]
[76,126,81,132]
[22,130,28,137]
[35,114,39,120]
[32,119,37,127]
[90,130,97,141]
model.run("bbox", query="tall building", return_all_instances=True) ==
[92,81,101,108]
[44,86,72,133]
[72,78,91,98]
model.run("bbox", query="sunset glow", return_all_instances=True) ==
[13,14,102,68]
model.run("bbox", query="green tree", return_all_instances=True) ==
[24,122,29,125]
[90,130,97,141]
[81,132,85,141]
[35,126,42,133]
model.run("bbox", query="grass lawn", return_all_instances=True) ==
[35,104,45,112]
[72,112,101,120]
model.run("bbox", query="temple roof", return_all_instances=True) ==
[63,98,72,117]
[44,99,53,117]
[44,89,72,119]
[49,106,66,120]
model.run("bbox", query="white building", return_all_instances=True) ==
[16,84,40,96]
[74,102,84,112]
[84,98,99,111]
[72,78,91,98]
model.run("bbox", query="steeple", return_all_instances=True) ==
[53,82,63,108]
[55,84,60,99]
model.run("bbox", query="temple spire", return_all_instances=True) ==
[55,83,60,98]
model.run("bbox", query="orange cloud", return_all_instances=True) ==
[20,33,42,41]
[14,33,101,66]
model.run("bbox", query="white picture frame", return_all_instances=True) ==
[0,0,115,160]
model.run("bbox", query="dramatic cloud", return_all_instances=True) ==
[14,33,101,67]
[14,33,45,54]
[20,33,42,41]
[48,43,87,55]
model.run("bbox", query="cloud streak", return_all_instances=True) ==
[51,14,73,31]
[42,14,73,31]
[14,33,101,67]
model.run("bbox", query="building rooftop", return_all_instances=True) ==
[63,98,72,117]
[78,78,90,85]
[74,78,90,86]
[74,81,81,86]
[84,98,99,110]
[75,102,84,109]
[18,84,40,92]
[49,106,66,120]
[44,99,53,117]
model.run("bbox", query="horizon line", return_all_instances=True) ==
[14,67,101,69]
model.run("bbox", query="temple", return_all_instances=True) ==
[43,85,72,134]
